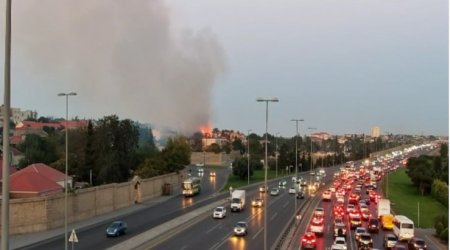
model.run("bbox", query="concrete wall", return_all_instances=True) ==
[190,152,237,166]
[0,172,181,235]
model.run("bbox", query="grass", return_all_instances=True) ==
[221,169,291,192]
[383,168,448,228]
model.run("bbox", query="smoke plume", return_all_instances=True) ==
[12,0,225,134]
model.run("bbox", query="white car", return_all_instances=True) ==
[270,188,280,196]
[333,237,347,250]
[278,180,287,187]
[213,206,226,219]
[288,187,296,194]
[313,207,324,217]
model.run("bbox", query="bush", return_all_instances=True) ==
[440,228,448,242]
[435,221,444,236]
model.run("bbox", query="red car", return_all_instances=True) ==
[301,232,317,249]
[334,205,345,218]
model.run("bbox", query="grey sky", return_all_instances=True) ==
[0,0,448,137]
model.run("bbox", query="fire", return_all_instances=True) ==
[199,122,212,138]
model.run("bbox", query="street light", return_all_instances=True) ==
[308,127,317,185]
[275,132,280,178]
[291,119,304,213]
[256,97,278,250]
[58,92,77,250]
[247,129,252,185]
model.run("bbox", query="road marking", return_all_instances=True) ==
[252,227,264,240]
[282,201,289,208]
[270,212,278,221]
[205,223,220,234]
[179,246,187,250]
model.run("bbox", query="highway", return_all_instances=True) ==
[153,167,338,250]
[20,165,230,250]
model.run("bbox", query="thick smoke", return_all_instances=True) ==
[12,0,225,134]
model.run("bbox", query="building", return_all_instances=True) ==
[371,126,381,138]
[0,105,37,125]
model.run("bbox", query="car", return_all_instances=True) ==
[384,233,398,249]
[349,210,360,219]
[270,188,280,196]
[278,180,287,187]
[251,198,263,207]
[322,190,332,201]
[381,214,395,230]
[209,171,216,177]
[334,205,345,218]
[296,191,305,199]
[368,218,379,233]
[349,193,360,204]
[407,237,427,250]
[330,244,346,250]
[346,204,356,214]
[359,204,369,213]
[355,227,368,241]
[361,210,370,220]
[333,237,347,250]
[289,186,297,194]
[334,222,347,237]
[357,233,373,247]
[259,185,268,193]
[310,216,324,235]
[233,221,248,236]
[350,217,362,229]
[301,232,317,249]
[336,195,345,204]
[106,221,127,237]
[213,206,226,219]
[314,207,324,217]
[195,163,204,167]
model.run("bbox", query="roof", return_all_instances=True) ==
[10,170,62,195]
[21,163,68,183]
[15,121,61,130]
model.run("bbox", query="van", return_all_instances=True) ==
[381,214,395,230]
[393,215,414,241]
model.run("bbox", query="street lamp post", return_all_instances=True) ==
[275,132,280,178]
[257,97,278,250]
[58,92,77,250]
[247,129,252,185]
[308,127,317,185]
[291,119,304,213]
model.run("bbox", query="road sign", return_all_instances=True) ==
[68,229,78,243]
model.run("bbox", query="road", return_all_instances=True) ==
[291,156,442,250]
[21,166,229,250]
[153,166,339,250]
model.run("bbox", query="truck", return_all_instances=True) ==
[230,190,246,212]
[377,199,390,218]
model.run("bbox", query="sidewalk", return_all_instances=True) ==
[9,194,176,250]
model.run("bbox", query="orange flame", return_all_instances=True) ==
[199,122,212,138]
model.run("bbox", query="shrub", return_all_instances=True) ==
[440,228,448,242]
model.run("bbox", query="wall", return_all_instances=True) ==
[0,172,181,235]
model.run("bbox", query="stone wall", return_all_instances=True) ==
[0,172,181,235]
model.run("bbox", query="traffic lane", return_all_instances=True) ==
[23,167,229,250]
[154,185,300,250]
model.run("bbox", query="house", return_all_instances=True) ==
[20,163,72,188]
[9,171,62,198]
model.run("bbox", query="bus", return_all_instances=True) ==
[393,215,415,241]
[181,177,201,197]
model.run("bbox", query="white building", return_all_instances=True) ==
[371,126,381,138]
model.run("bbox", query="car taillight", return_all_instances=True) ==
[311,239,316,243]
[302,238,306,242]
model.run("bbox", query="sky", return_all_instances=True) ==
[0,0,448,137]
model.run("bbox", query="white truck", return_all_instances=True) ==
[377,199,390,218]
[230,190,246,212]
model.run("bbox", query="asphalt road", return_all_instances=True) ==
[153,166,339,250]
[20,165,229,250]
[291,155,442,250]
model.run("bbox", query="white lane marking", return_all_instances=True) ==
[282,201,289,208]
[179,245,187,250]
[205,223,220,234]
[270,212,278,221]
[252,227,264,240]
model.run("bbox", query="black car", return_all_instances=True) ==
[297,191,305,199]
[368,218,379,233]
[106,221,127,237]
[407,237,427,250]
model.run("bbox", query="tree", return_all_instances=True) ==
[232,157,254,180]
[208,143,221,153]
[161,136,191,173]
[17,134,58,168]
[406,155,435,195]
[231,138,245,154]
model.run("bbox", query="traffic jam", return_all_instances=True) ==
[300,160,427,250]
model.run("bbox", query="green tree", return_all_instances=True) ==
[17,134,58,168]
[161,136,191,172]
[232,157,254,180]
[406,155,435,195]
[231,138,245,154]
[208,143,221,153]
